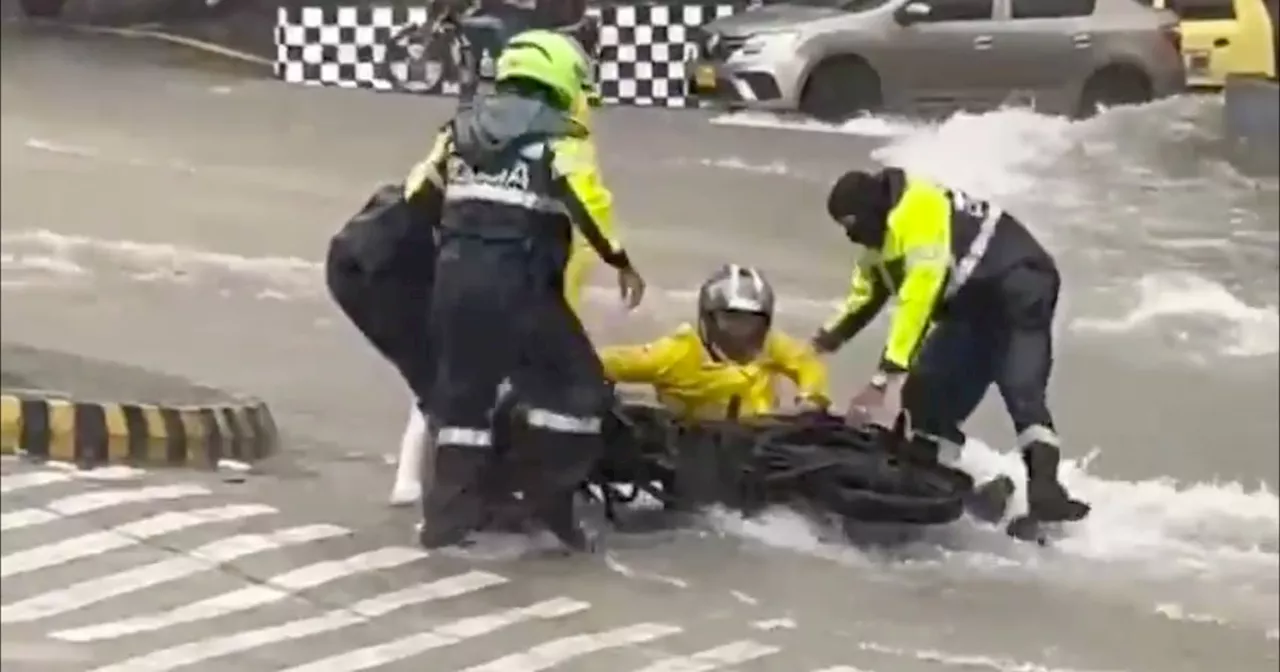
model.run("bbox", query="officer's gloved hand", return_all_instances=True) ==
[617,266,646,310]
[810,329,842,354]
[845,373,906,430]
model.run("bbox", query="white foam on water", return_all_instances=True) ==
[870,107,1080,202]
[0,251,88,277]
[711,101,1278,360]
[0,229,838,320]
[1071,272,1279,358]
[710,110,915,138]
[5,227,1275,363]
[691,157,800,178]
[708,436,1278,593]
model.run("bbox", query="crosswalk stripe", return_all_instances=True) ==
[0,466,146,494]
[629,640,781,672]
[52,546,427,642]
[1,524,348,624]
[1,471,74,493]
[85,570,508,672]
[0,504,276,579]
[278,596,592,672]
[811,667,875,672]
[1,484,209,531]
[456,622,684,672]
[0,508,57,529]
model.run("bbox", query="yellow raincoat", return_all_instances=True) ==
[599,324,830,421]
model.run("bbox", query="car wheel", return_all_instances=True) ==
[19,0,66,17]
[1075,65,1153,119]
[799,57,883,123]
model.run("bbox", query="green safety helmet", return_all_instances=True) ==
[495,29,591,111]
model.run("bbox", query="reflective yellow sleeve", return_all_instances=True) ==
[599,335,685,384]
[560,138,620,247]
[403,129,451,201]
[820,258,890,346]
[561,136,617,316]
[881,196,950,371]
[550,137,629,269]
[765,332,831,405]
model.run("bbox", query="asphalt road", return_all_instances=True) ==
[2,23,1277,672]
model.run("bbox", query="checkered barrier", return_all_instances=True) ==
[274,4,740,107]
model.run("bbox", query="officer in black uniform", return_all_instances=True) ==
[409,30,645,552]
[814,167,1089,533]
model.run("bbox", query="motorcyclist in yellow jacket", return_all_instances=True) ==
[811,167,1089,533]
[600,264,830,421]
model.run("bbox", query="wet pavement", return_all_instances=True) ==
[2,23,1277,672]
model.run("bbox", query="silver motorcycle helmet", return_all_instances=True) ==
[697,264,776,364]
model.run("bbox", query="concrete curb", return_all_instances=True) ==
[0,391,278,468]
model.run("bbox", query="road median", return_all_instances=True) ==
[1,344,278,468]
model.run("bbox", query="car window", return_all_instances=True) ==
[1167,0,1235,19]
[1011,0,1096,18]
[915,0,994,21]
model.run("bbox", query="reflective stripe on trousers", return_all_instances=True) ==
[525,408,601,434]
[437,427,493,447]
[1016,424,1059,449]
[945,206,1003,299]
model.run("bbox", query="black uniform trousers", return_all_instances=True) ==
[901,260,1060,448]
[421,238,608,547]
[324,243,436,405]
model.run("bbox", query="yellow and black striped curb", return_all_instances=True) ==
[0,393,278,468]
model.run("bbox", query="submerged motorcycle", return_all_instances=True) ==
[492,390,1051,544]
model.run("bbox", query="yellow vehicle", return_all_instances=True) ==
[1150,0,1277,88]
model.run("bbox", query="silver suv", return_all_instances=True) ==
[688,0,1187,120]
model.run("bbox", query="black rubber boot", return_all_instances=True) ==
[418,446,492,549]
[536,491,596,553]
[966,475,1015,524]
[1021,441,1091,523]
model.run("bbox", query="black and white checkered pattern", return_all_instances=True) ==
[275,6,462,95]
[594,4,736,107]
[274,4,739,107]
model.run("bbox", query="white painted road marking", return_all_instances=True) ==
[456,622,684,672]
[86,570,508,672]
[1,484,209,531]
[1,524,348,624]
[0,466,146,494]
[278,597,592,672]
[1,471,75,493]
[0,469,827,671]
[630,640,782,672]
[0,504,275,578]
[52,546,426,641]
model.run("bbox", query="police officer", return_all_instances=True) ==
[387,82,617,508]
[408,30,645,552]
[812,167,1090,531]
